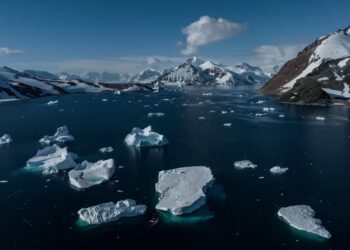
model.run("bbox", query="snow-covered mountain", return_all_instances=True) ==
[129,69,161,83]
[0,67,152,102]
[23,70,60,80]
[155,57,269,86]
[260,26,350,102]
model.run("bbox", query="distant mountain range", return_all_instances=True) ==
[0,67,153,102]
[261,26,350,105]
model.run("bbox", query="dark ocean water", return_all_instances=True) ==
[0,86,349,250]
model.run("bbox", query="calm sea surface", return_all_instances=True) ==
[0,86,349,250]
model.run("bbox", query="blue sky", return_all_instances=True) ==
[0,0,349,73]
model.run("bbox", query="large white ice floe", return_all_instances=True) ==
[26,144,77,175]
[68,159,115,189]
[155,166,214,216]
[78,199,147,225]
[270,166,289,174]
[0,134,12,145]
[278,205,331,239]
[39,126,74,145]
[125,126,168,147]
[234,160,257,169]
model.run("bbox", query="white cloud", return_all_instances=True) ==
[0,47,22,55]
[181,16,245,55]
[251,44,305,67]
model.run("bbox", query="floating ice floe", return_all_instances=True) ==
[147,112,165,118]
[234,160,257,169]
[68,159,115,189]
[47,100,58,105]
[202,93,213,96]
[102,99,108,102]
[223,123,232,127]
[263,107,275,112]
[198,116,206,120]
[315,116,326,121]
[26,144,77,175]
[278,114,285,118]
[278,205,331,239]
[256,100,266,104]
[125,126,168,147]
[0,180,8,183]
[99,146,114,153]
[78,199,147,225]
[39,126,74,145]
[0,134,12,145]
[255,113,264,117]
[155,166,214,216]
[270,166,289,174]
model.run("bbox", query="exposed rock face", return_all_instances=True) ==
[278,205,331,239]
[276,78,332,105]
[78,199,147,225]
[155,166,214,215]
[260,26,350,103]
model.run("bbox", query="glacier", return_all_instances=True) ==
[68,159,115,189]
[278,205,331,239]
[26,144,77,175]
[39,126,74,145]
[78,199,147,225]
[125,126,168,147]
[155,166,214,215]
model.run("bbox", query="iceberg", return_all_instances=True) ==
[99,146,114,153]
[26,144,77,175]
[147,112,165,118]
[47,100,58,105]
[278,205,331,239]
[0,134,12,145]
[78,199,147,225]
[155,166,214,215]
[68,159,115,189]
[270,166,289,174]
[125,126,168,147]
[234,160,257,169]
[39,126,74,145]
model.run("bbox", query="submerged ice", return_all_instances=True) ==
[155,166,214,216]
[68,159,115,189]
[39,126,74,145]
[125,126,168,147]
[78,199,147,225]
[278,205,331,239]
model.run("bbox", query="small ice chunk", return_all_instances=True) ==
[256,100,266,104]
[315,116,326,121]
[99,146,114,153]
[223,123,232,127]
[255,113,264,117]
[78,199,147,225]
[263,107,275,112]
[155,166,214,215]
[125,126,168,147]
[278,205,331,239]
[147,112,165,118]
[102,99,108,102]
[198,116,206,120]
[270,166,289,174]
[221,111,228,114]
[47,100,58,105]
[68,159,115,189]
[26,144,77,174]
[234,160,257,169]
[0,134,12,145]
[202,93,213,96]
[39,126,74,145]
[278,114,285,118]
[0,180,8,183]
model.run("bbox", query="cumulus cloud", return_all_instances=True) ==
[0,47,22,55]
[181,16,245,55]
